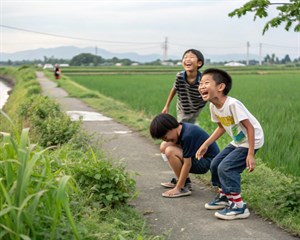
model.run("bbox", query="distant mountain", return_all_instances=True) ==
[0,46,259,63]
[0,46,170,63]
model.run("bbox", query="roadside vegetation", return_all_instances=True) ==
[43,65,300,236]
[0,66,165,240]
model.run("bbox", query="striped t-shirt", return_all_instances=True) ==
[174,71,206,114]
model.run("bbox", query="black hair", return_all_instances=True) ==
[202,68,232,95]
[182,49,205,69]
[149,113,179,139]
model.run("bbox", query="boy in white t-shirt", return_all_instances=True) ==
[196,68,264,220]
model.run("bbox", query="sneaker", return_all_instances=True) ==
[161,178,193,191]
[205,194,230,210]
[162,187,192,198]
[214,202,250,220]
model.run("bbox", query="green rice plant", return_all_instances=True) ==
[68,70,300,177]
[0,112,79,240]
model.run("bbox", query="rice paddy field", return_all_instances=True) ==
[64,66,300,177]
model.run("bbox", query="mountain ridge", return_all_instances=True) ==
[0,46,259,63]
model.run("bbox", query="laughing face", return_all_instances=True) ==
[198,74,220,102]
[182,51,202,72]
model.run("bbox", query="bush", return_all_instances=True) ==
[69,149,136,207]
[19,95,80,147]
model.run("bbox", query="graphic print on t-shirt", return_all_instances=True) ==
[216,115,247,145]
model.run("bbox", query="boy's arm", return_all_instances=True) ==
[241,119,255,172]
[196,123,225,160]
[162,87,176,113]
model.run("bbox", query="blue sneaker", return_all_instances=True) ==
[215,202,250,220]
[205,194,230,210]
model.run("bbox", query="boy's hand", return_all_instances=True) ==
[196,144,208,160]
[161,106,168,113]
[246,154,255,172]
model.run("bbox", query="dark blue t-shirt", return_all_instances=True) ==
[177,123,219,159]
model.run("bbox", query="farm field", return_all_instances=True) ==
[65,66,300,177]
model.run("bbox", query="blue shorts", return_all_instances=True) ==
[189,157,211,174]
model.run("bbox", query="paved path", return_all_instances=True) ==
[37,72,297,240]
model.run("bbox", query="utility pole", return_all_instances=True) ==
[259,43,262,65]
[95,46,98,66]
[162,37,168,62]
[246,41,250,65]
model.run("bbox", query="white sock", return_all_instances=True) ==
[161,153,168,162]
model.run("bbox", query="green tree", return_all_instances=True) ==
[282,54,292,63]
[70,53,104,66]
[229,0,300,34]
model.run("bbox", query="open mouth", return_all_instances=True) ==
[201,91,208,99]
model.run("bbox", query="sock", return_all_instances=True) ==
[185,177,191,184]
[218,188,225,197]
[161,153,168,162]
[231,193,244,208]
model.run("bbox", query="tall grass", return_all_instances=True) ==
[0,111,79,240]
[69,70,300,177]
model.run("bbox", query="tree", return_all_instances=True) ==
[229,0,300,34]
[70,53,104,66]
[282,54,292,63]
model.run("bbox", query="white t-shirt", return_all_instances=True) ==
[210,96,264,149]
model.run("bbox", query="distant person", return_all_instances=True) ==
[54,64,60,79]
[196,68,264,220]
[149,113,220,198]
[162,49,206,124]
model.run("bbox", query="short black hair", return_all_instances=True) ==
[202,68,232,95]
[149,113,179,139]
[182,49,205,69]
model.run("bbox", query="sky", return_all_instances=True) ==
[1,0,299,61]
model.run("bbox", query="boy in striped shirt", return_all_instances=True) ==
[160,49,206,189]
[162,49,206,124]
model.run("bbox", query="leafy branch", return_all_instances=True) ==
[229,0,300,34]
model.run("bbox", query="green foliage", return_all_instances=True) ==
[0,118,79,240]
[70,53,105,66]
[241,160,300,234]
[273,177,300,213]
[229,0,300,34]
[69,149,136,207]
[19,95,80,147]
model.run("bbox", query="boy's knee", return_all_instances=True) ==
[159,142,168,153]
[210,160,219,173]
[164,147,173,158]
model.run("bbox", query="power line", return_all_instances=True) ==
[0,24,162,45]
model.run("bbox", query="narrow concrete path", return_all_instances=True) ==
[37,72,297,240]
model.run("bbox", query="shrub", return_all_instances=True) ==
[63,148,136,207]
[19,95,79,147]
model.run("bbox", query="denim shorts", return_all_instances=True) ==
[189,157,211,174]
[210,144,258,193]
